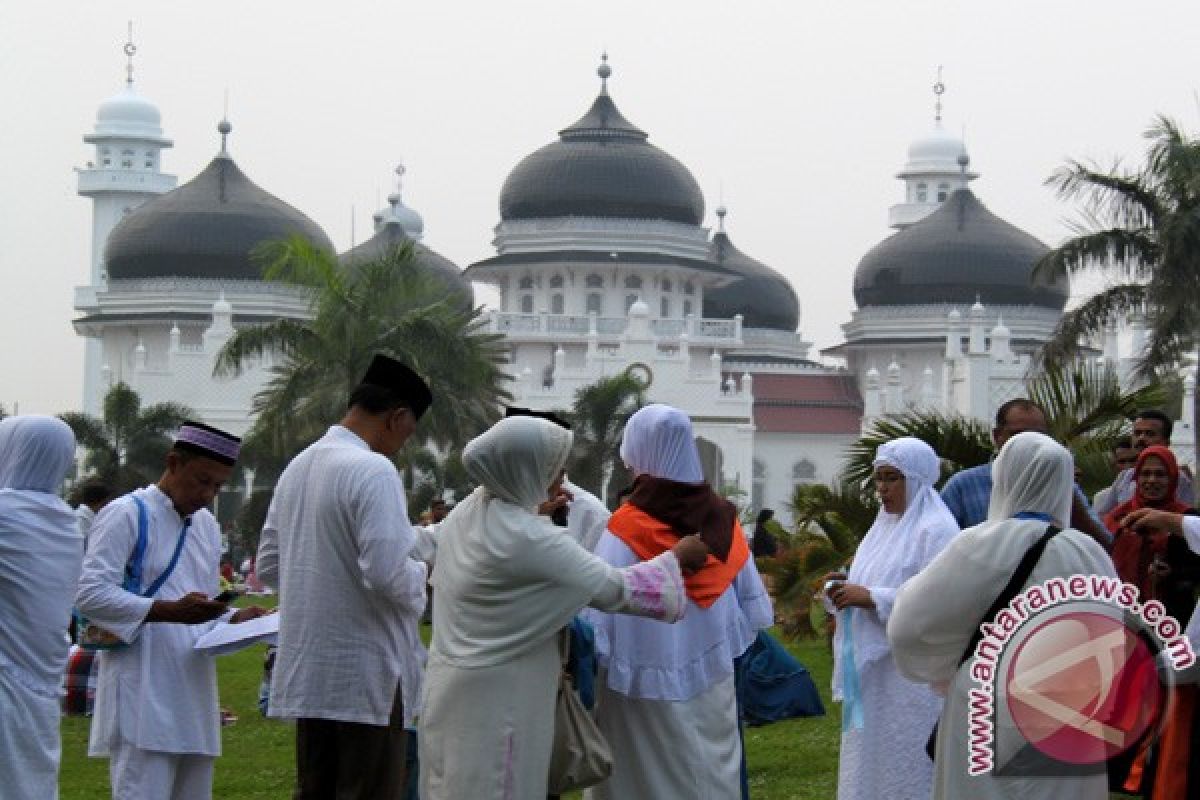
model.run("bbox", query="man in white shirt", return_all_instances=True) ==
[73,478,115,546]
[1095,410,1194,516]
[257,354,432,800]
[76,421,267,800]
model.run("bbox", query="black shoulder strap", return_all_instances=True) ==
[956,525,1061,668]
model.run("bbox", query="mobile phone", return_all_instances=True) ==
[214,590,240,604]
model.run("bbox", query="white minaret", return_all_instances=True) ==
[887,68,979,230]
[76,25,177,412]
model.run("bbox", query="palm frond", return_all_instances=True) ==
[845,410,991,488]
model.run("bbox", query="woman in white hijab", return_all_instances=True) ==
[418,415,707,800]
[888,432,1116,800]
[0,415,82,800]
[828,436,959,800]
[583,404,774,800]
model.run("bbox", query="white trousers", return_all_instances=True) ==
[110,740,214,800]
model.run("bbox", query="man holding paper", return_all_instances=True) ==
[76,421,266,799]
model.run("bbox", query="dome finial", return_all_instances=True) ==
[217,117,232,156]
[716,204,728,233]
[597,51,612,94]
[124,20,137,87]
[395,161,407,199]
[933,65,945,124]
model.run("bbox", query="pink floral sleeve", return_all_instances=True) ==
[617,551,686,623]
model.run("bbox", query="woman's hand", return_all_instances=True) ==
[1122,508,1185,536]
[830,582,875,611]
[672,534,710,575]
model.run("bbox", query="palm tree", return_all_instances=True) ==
[1036,116,1200,377]
[758,481,878,638]
[215,235,511,462]
[844,363,1164,494]
[566,371,646,503]
[60,382,192,493]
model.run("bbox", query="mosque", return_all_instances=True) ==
[75,42,1149,517]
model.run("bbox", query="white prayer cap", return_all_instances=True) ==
[619,404,704,484]
[873,437,941,506]
[0,415,76,493]
[463,415,573,510]
[988,431,1073,527]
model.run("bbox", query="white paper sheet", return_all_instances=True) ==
[194,611,279,656]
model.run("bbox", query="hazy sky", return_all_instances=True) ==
[2,0,1197,414]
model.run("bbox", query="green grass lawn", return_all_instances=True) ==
[59,619,840,799]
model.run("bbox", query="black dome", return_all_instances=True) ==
[105,155,334,281]
[854,189,1068,310]
[704,228,799,331]
[339,222,473,307]
[498,92,705,225]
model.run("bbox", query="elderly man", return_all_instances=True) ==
[258,354,432,800]
[76,421,267,799]
[940,398,1112,547]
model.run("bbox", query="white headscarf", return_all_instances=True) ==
[462,415,573,509]
[836,437,959,696]
[988,431,1073,526]
[0,414,82,695]
[430,416,620,667]
[0,415,76,492]
[619,404,704,483]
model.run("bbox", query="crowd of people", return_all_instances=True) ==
[1,357,1199,799]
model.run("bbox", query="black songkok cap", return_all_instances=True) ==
[504,406,572,430]
[174,420,242,466]
[361,354,434,419]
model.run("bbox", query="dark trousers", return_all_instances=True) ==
[294,683,408,800]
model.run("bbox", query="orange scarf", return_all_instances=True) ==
[607,504,749,609]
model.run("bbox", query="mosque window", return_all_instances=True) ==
[518,275,534,290]
[121,159,133,168]
[624,274,643,289]
[683,300,693,316]
[586,292,603,315]
[551,293,565,314]
[103,159,112,166]
[792,459,817,483]
[520,294,534,313]
[661,278,673,293]
[660,297,670,318]
[144,160,154,168]
[752,459,767,512]
[937,183,950,202]
[683,281,695,295]
[625,294,638,312]
[916,182,928,203]
[549,274,564,289]
[586,273,604,289]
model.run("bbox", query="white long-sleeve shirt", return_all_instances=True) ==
[258,425,427,726]
[76,485,229,757]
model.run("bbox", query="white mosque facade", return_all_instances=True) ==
[76,49,1194,517]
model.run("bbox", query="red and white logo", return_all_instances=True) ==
[1005,611,1164,765]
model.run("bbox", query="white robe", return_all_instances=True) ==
[257,424,427,727]
[418,487,687,800]
[890,523,1116,799]
[0,490,82,800]
[76,486,229,757]
[584,532,773,800]
[833,437,959,800]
